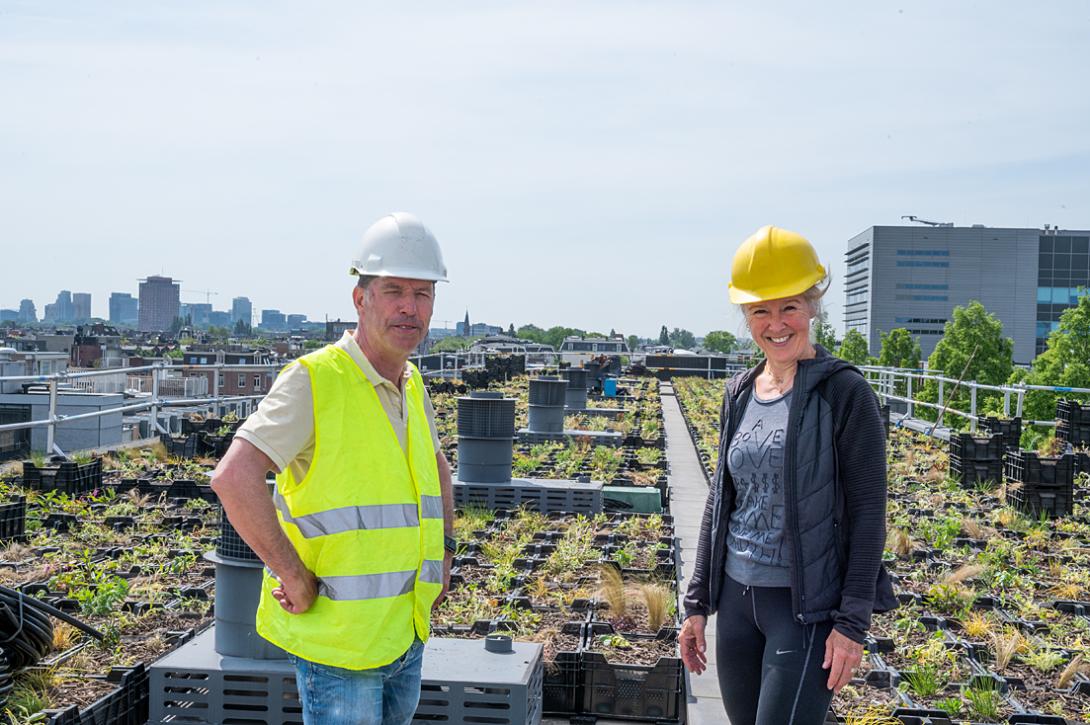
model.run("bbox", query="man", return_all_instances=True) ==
[211,212,455,725]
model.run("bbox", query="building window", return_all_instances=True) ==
[846,289,868,305]
[894,294,949,301]
[846,257,869,276]
[895,317,947,324]
[896,261,950,268]
[896,283,949,290]
[896,249,950,256]
[238,374,246,388]
[254,374,261,389]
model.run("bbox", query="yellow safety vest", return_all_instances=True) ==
[255,345,444,669]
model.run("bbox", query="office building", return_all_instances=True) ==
[18,299,36,323]
[43,290,74,323]
[108,293,139,326]
[72,293,91,322]
[261,309,286,330]
[844,224,1089,365]
[231,297,252,327]
[138,276,181,332]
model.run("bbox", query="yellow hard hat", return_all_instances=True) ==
[728,225,827,304]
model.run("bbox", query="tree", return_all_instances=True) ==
[918,301,1013,427]
[1009,290,1090,424]
[609,328,616,338]
[878,328,922,369]
[516,324,545,343]
[507,323,516,337]
[658,326,669,346]
[233,318,252,335]
[813,311,838,352]
[431,336,478,353]
[703,330,737,354]
[626,334,639,352]
[837,329,871,365]
[669,328,696,350]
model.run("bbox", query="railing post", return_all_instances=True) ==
[969,384,978,432]
[906,374,914,419]
[1003,390,1011,418]
[938,378,944,410]
[150,363,163,435]
[1016,388,1025,419]
[46,377,58,456]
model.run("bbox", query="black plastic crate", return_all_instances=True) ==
[0,496,26,542]
[1006,481,1073,519]
[580,649,683,723]
[1057,399,1090,426]
[43,664,148,725]
[1056,419,1090,447]
[949,432,1004,461]
[22,458,103,495]
[217,507,260,561]
[542,651,583,716]
[979,416,1022,450]
[1005,450,1075,487]
[159,432,200,458]
[950,455,1003,487]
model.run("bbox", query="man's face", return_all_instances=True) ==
[354,276,435,358]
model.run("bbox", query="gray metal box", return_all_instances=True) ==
[149,629,544,725]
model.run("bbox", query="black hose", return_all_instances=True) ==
[0,585,105,640]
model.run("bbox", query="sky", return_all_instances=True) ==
[2,1,1089,339]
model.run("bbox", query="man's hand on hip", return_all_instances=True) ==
[273,568,319,614]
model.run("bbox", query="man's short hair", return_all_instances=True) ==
[356,274,378,290]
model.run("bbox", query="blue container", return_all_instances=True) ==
[603,378,618,397]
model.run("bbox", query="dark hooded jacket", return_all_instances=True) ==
[682,345,898,642]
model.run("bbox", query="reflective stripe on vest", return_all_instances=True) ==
[272,489,443,539]
[255,345,444,670]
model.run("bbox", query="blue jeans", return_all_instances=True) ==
[290,639,424,725]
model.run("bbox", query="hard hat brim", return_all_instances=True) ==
[349,265,449,283]
[728,268,826,305]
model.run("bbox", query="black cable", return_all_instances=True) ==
[0,585,105,640]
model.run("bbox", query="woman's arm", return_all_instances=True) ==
[831,371,888,643]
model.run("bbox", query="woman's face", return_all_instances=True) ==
[745,295,813,367]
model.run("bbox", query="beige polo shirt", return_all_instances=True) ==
[235,332,442,482]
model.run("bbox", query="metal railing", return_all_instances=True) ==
[0,362,281,458]
[860,365,1090,433]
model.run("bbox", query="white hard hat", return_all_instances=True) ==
[349,212,449,282]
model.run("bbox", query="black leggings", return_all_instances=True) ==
[715,575,835,725]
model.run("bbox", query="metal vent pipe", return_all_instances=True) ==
[457,391,515,482]
[208,481,285,659]
[561,368,588,410]
[584,361,601,390]
[527,377,567,433]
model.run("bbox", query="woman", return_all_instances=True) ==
[678,225,897,725]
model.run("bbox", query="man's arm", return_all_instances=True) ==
[211,437,317,613]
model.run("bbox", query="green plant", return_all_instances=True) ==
[963,681,1003,720]
[932,695,962,717]
[73,574,130,616]
[1023,646,1067,673]
[900,663,943,698]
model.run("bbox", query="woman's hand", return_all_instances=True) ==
[679,615,708,674]
[823,628,863,692]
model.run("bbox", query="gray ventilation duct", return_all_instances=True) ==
[561,368,588,411]
[527,377,567,433]
[208,484,285,660]
[457,391,515,483]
